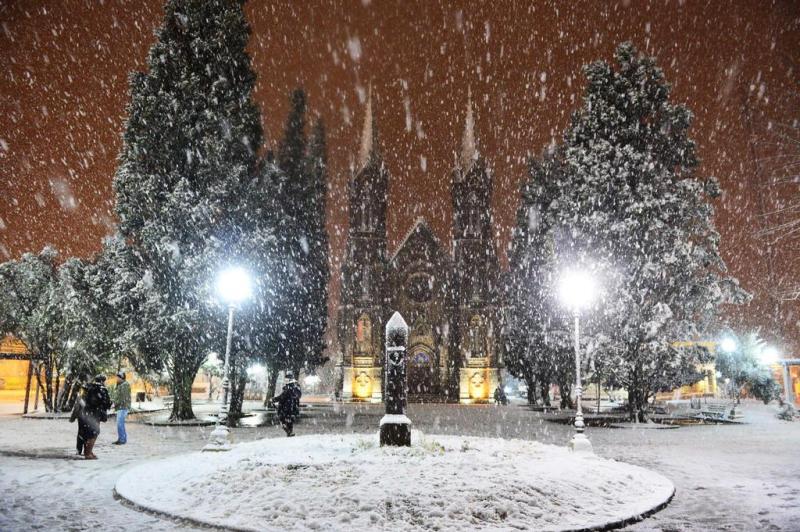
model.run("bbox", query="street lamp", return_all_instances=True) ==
[759,345,780,366]
[558,270,596,454]
[720,337,737,354]
[204,266,252,452]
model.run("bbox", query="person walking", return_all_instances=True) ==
[273,372,302,437]
[81,375,112,459]
[69,376,89,456]
[112,372,131,445]
[494,386,508,405]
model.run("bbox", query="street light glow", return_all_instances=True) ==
[720,337,737,353]
[216,266,252,305]
[759,346,780,365]
[559,270,596,312]
[304,374,321,387]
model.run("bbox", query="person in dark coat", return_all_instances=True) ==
[80,375,112,459]
[494,386,509,405]
[69,376,89,455]
[273,372,302,437]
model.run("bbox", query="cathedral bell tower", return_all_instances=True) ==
[450,89,503,403]
[338,87,389,401]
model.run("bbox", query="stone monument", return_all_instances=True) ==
[379,311,412,446]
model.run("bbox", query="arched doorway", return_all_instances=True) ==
[407,343,438,399]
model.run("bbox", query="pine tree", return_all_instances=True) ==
[555,42,749,420]
[504,156,576,407]
[112,0,266,420]
[272,90,329,383]
[304,118,331,371]
[273,89,309,378]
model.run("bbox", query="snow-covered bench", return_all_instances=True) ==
[698,403,728,420]
[162,395,174,409]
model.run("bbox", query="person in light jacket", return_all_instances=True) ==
[112,371,131,445]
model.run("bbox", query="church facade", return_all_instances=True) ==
[337,91,505,403]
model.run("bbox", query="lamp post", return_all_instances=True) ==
[558,270,595,454]
[204,266,252,452]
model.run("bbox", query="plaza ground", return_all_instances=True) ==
[0,400,798,531]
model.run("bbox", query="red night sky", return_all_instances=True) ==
[1,1,798,349]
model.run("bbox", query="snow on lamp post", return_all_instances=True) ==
[558,270,595,454]
[204,266,252,452]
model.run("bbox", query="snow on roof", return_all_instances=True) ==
[390,216,445,262]
[385,311,409,337]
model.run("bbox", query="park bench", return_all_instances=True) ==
[698,402,728,420]
[162,395,174,409]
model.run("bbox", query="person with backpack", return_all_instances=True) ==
[80,375,112,459]
[273,372,302,437]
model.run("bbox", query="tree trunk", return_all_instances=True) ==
[169,364,197,421]
[264,364,279,407]
[524,374,537,405]
[540,382,551,406]
[39,360,54,412]
[628,386,648,422]
[206,371,215,401]
[52,365,61,412]
[227,358,247,427]
[560,393,572,410]
[56,376,74,412]
[557,380,573,410]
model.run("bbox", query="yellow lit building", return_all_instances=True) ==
[656,341,719,400]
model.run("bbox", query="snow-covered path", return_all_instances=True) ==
[1,401,798,531]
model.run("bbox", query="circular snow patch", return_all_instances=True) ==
[115,433,673,531]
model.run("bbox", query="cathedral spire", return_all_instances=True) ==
[358,84,376,169]
[460,86,478,171]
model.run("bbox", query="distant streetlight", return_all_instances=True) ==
[558,270,596,454]
[720,337,737,354]
[759,345,780,366]
[204,267,252,452]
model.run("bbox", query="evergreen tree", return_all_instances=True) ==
[272,90,329,384]
[555,42,749,420]
[0,249,119,411]
[271,89,308,380]
[717,333,780,404]
[505,156,573,406]
[0,248,66,412]
[304,118,331,371]
[112,0,267,420]
[94,236,165,387]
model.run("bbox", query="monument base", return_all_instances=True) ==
[379,414,411,447]
[569,432,593,454]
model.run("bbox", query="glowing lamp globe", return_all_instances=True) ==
[304,374,321,387]
[559,271,596,312]
[217,267,252,305]
[720,337,737,353]
[759,346,780,365]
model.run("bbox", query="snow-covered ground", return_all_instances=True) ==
[116,432,673,531]
[0,400,798,531]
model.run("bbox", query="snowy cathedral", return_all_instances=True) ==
[337,91,505,403]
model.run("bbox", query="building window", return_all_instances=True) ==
[468,315,485,358]
[356,315,371,354]
[360,267,370,300]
